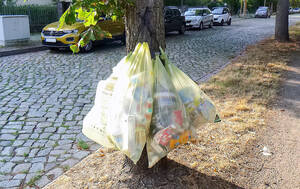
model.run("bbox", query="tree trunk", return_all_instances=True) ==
[275,0,289,41]
[125,0,166,57]
[123,0,166,171]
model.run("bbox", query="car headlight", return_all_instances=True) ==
[64,30,78,34]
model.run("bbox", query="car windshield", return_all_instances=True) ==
[212,8,223,15]
[258,7,268,11]
[184,11,196,16]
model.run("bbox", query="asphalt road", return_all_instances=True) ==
[0,14,299,188]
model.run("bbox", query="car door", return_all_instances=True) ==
[165,9,173,32]
[173,9,182,30]
[203,9,209,26]
[223,8,229,22]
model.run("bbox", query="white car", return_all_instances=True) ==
[184,8,214,30]
[212,7,232,25]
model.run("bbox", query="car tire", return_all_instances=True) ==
[209,20,213,28]
[227,18,231,26]
[199,22,203,30]
[48,47,58,51]
[221,19,224,26]
[179,24,185,34]
[83,41,93,52]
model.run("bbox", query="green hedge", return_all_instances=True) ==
[0,5,58,32]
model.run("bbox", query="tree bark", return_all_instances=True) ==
[123,0,166,171]
[125,0,166,57]
[275,0,289,42]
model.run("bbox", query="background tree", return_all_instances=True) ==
[275,0,289,41]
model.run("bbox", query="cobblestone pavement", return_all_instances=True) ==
[0,15,299,188]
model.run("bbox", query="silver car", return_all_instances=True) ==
[184,8,214,30]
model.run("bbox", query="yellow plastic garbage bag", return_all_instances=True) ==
[147,56,191,168]
[161,49,217,125]
[83,43,154,163]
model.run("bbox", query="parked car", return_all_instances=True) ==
[289,7,294,14]
[255,6,271,18]
[41,17,125,52]
[293,7,300,13]
[212,7,232,25]
[184,8,213,30]
[164,6,186,34]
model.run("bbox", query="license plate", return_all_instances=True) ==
[45,38,56,43]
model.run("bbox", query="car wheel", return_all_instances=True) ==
[48,47,58,51]
[83,41,93,52]
[209,20,213,28]
[227,18,231,26]
[199,22,203,30]
[179,24,185,34]
[221,19,224,26]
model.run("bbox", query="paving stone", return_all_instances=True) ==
[31,157,47,163]
[49,134,60,140]
[13,174,26,180]
[44,127,56,133]
[12,140,25,147]
[54,144,72,150]
[73,151,90,159]
[1,146,14,156]
[15,147,30,156]
[12,163,31,173]
[37,122,52,128]
[0,162,15,173]
[0,174,13,181]
[61,158,79,167]
[0,179,22,188]
[36,175,50,188]
[47,156,57,163]
[28,148,39,158]
[29,163,44,173]
[45,163,56,172]
[39,133,51,139]
[37,148,52,157]
[46,167,63,180]
[23,140,35,147]
[57,127,66,134]
[17,134,30,140]
[30,133,39,139]
[0,133,16,140]
[58,140,73,145]
[0,140,12,146]
[10,156,25,163]
[49,150,66,156]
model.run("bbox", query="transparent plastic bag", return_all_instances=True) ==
[147,56,191,168]
[161,49,217,125]
[82,57,128,149]
[107,43,154,163]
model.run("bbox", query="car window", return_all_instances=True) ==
[207,9,211,14]
[212,8,223,15]
[223,9,228,14]
[166,10,172,16]
[195,9,203,16]
[184,11,195,16]
[174,9,180,16]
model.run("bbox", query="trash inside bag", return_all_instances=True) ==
[83,43,154,163]
[147,56,191,168]
[161,48,217,125]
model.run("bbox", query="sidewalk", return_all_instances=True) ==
[0,33,46,57]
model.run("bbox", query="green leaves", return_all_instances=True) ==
[58,0,133,53]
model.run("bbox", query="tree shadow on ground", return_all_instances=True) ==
[119,158,243,189]
[276,51,300,119]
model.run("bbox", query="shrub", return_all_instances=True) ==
[0,5,58,32]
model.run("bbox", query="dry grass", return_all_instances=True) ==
[168,23,300,185]
[45,24,300,188]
